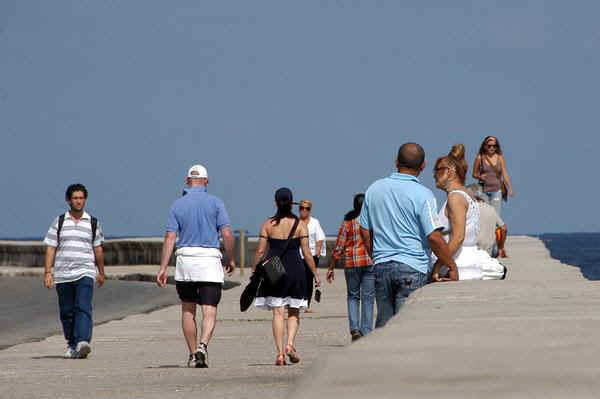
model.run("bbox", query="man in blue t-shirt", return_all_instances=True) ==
[156,164,236,368]
[359,143,458,328]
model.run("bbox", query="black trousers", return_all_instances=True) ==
[305,256,319,307]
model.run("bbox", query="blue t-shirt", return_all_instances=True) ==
[359,173,442,274]
[167,186,231,248]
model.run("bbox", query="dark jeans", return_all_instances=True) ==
[374,261,427,329]
[56,276,94,348]
[305,256,319,306]
[344,265,375,336]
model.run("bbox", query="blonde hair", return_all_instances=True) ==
[299,199,312,208]
[435,144,468,184]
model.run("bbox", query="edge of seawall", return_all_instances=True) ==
[290,236,600,399]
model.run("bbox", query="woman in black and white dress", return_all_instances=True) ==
[253,188,321,366]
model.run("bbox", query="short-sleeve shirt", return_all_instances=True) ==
[167,186,231,248]
[44,211,104,284]
[477,201,505,255]
[359,173,442,274]
[300,217,326,258]
[331,218,372,268]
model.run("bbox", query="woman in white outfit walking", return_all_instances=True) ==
[431,145,506,282]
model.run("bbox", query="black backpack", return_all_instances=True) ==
[56,214,98,245]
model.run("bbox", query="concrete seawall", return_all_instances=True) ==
[291,236,600,399]
[1,236,598,398]
[0,236,339,268]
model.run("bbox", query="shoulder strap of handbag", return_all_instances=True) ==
[280,218,300,258]
[479,154,484,176]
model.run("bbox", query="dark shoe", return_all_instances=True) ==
[351,330,362,342]
[501,265,508,280]
[195,343,208,368]
[285,344,300,364]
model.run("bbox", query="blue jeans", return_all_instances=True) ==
[344,266,375,336]
[374,261,427,328]
[484,190,502,217]
[56,277,94,348]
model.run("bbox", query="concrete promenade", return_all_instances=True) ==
[292,236,600,399]
[1,236,598,398]
[0,265,350,398]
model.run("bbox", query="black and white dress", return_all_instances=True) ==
[255,237,309,309]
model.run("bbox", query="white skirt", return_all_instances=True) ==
[433,245,505,281]
[255,296,308,310]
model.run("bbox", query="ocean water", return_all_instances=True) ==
[538,233,600,280]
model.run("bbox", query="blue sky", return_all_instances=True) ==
[1,1,599,238]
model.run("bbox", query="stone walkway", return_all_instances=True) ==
[0,267,350,399]
[3,236,596,399]
[291,236,600,399]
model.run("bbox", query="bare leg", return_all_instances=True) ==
[181,302,197,353]
[272,307,285,356]
[286,308,300,347]
[199,305,217,346]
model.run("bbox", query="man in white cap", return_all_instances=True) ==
[157,164,236,368]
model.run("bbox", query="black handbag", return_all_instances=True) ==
[258,218,299,285]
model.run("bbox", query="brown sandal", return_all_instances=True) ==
[285,345,300,364]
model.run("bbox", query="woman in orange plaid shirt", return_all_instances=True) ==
[327,193,374,341]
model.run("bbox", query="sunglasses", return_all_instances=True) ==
[299,206,311,211]
[486,144,498,148]
[434,166,449,173]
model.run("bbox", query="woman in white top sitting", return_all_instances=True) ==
[431,144,506,282]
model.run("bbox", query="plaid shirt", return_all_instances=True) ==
[331,218,372,268]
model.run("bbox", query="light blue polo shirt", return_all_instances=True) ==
[359,173,442,274]
[167,186,231,248]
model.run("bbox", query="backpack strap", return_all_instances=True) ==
[90,216,98,244]
[56,214,66,245]
[58,213,98,245]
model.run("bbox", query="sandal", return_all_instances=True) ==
[285,344,300,364]
[275,353,287,366]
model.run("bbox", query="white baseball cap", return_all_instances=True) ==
[187,164,208,179]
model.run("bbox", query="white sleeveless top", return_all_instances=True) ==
[438,190,480,247]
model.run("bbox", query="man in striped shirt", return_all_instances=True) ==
[44,183,105,359]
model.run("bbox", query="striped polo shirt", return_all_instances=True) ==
[44,211,104,284]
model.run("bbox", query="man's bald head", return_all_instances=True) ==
[396,143,425,171]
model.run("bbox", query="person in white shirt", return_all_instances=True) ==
[298,200,326,313]
[43,183,105,359]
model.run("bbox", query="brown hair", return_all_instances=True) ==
[436,144,468,184]
[478,135,503,156]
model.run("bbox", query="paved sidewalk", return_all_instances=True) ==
[0,268,350,399]
[291,236,600,399]
[4,236,593,399]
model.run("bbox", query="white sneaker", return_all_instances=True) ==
[63,346,76,359]
[187,353,196,368]
[75,341,91,359]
